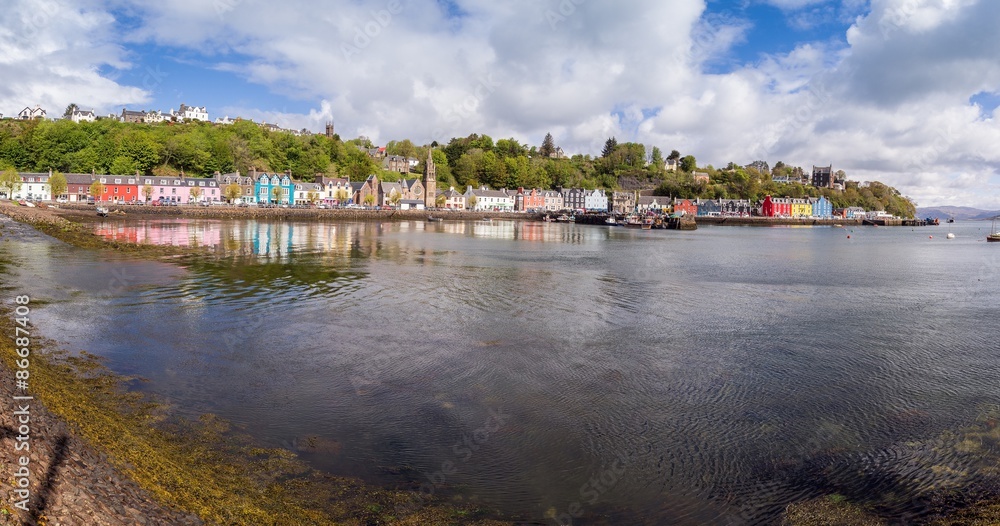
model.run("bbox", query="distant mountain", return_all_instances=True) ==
[916,206,1000,221]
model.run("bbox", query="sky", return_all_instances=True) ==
[1,0,999,208]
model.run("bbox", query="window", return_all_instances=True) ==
[100,178,107,183]
[172,188,176,194]
[115,179,122,184]
[126,188,131,194]
[160,179,166,185]
[128,179,135,184]
[114,188,118,194]
[159,188,163,194]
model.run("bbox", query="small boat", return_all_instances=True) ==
[554,214,573,223]
[946,233,955,239]
[427,216,442,222]
[947,218,955,223]
[605,217,619,226]
[96,207,109,217]
[988,216,1000,243]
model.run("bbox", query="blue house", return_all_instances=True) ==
[811,196,833,218]
[255,173,294,205]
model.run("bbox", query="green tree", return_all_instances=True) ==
[467,194,477,209]
[680,155,697,173]
[363,193,375,206]
[667,149,681,161]
[271,185,283,204]
[0,167,21,198]
[189,186,203,202]
[435,192,446,207]
[49,171,67,200]
[389,190,402,207]
[63,103,78,119]
[540,133,556,158]
[143,183,154,202]
[224,183,242,202]
[89,179,105,201]
[601,137,618,158]
[650,147,664,169]
[307,189,320,205]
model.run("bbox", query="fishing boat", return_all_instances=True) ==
[988,216,1000,243]
[554,214,573,223]
[605,216,619,226]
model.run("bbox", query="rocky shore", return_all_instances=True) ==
[0,353,203,526]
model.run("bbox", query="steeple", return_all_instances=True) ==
[423,148,437,208]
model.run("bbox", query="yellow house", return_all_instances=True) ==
[791,198,813,217]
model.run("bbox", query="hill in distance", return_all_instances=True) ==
[916,206,1000,221]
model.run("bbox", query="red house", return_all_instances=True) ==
[94,175,140,203]
[761,195,794,217]
[65,173,94,202]
[672,198,698,216]
[515,188,545,211]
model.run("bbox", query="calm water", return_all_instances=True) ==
[4,216,1000,524]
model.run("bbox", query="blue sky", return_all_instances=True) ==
[1,0,999,207]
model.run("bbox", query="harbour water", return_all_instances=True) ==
[4,217,1000,524]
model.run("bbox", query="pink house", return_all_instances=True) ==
[139,176,221,204]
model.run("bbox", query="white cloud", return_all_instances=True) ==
[0,0,148,116]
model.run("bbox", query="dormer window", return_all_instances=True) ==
[114,179,122,184]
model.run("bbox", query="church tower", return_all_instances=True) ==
[325,121,335,139]
[423,148,436,208]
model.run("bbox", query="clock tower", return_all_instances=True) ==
[423,148,436,208]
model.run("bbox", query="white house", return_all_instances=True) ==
[398,199,425,210]
[18,106,46,120]
[12,172,51,201]
[69,109,96,123]
[173,104,209,122]
[293,182,323,205]
[464,186,514,211]
[215,115,236,125]
[584,188,608,212]
[145,110,166,123]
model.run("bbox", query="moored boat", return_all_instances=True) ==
[988,216,1000,242]
[96,206,109,217]
[427,216,442,222]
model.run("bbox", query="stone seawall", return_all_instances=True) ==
[53,203,543,222]
[694,216,862,226]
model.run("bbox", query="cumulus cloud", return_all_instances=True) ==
[0,0,147,116]
[4,0,1000,206]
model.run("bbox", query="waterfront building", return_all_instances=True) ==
[315,176,351,205]
[790,198,812,218]
[720,199,753,216]
[438,187,466,209]
[609,191,636,215]
[12,172,51,201]
[844,206,866,219]
[673,198,698,216]
[216,172,255,204]
[584,189,608,212]
[541,190,564,211]
[294,182,323,205]
[695,198,721,216]
[65,173,94,201]
[514,188,545,211]
[465,186,514,211]
[810,196,833,218]
[561,188,587,211]
[93,174,140,203]
[348,174,380,205]
[255,172,294,205]
[636,196,670,214]
[398,199,424,210]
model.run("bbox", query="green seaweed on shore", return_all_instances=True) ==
[0,314,511,525]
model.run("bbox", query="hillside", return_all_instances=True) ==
[916,206,1000,221]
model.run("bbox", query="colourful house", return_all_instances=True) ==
[760,195,794,217]
[673,198,698,216]
[790,198,812,218]
[94,175,140,203]
[255,173,294,205]
[810,196,833,218]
